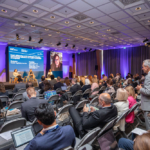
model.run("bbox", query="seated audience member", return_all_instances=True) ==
[49,75,57,87]
[99,79,103,88]
[59,78,81,107]
[125,86,137,123]
[91,82,99,95]
[64,77,70,86]
[75,76,80,85]
[82,79,91,92]
[104,79,115,94]
[102,74,105,79]
[118,131,150,150]
[23,81,39,101]
[69,93,118,137]
[39,76,45,90]
[25,103,76,150]
[13,76,26,93]
[0,82,8,96]
[140,73,145,83]
[135,73,140,81]
[110,73,114,79]
[21,87,47,122]
[40,80,52,94]
[123,78,132,87]
[126,73,131,79]
[114,88,129,131]
[88,75,93,84]
[102,76,107,87]
[80,76,85,87]
[54,76,64,90]
[115,73,121,82]
[92,75,98,83]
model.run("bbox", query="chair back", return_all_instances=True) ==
[56,88,62,94]
[127,103,139,115]
[0,96,9,103]
[82,88,91,96]
[75,100,89,109]
[32,118,43,135]
[56,104,73,118]
[48,94,59,104]
[67,86,71,91]
[34,87,39,91]
[7,101,24,110]
[99,86,106,94]
[17,88,26,94]
[89,96,99,106]
[66,92,72,101]
[72,90,83,104]
[13,93,23,101]
[92,87,99,93]
[76,127,101,150]
[0,118,26,133]
[111,92,116,103]
[73,90,83,97]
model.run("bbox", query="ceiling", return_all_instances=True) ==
[0,0,150,53]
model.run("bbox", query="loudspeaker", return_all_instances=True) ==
[72,54,75,58]
[95,65,98,71]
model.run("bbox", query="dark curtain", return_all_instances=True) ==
[46,51,50,77]
[103,46,150,78]
[75,51,97,76]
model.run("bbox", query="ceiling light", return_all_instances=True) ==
[67,39,70,41]
[29,36,32,41]
[56,32,60,34]
[38,38,43,44]
[33,10,38,13]
[102,35,106,37]
[90,41,93,42]
[95,32,98,34]
[48,34,52,36]
[89,21,94,24]
[50,16,55,19]
[16,34,19,40]
[65,43,68,47]
[75,37,79,38]
[44,44,47,45]
[148,20,150,23]
[65,21,69,24]
[126,20,128,22]
[107,29,111,32]
[31,25,35,27]
[135,7,141,11]
[45,29,49,31]
[21,38,24,40]
[1,9,7,13]
[77,25,81,28]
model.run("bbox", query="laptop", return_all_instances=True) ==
[11,126,35,150]
[61,86,67,91]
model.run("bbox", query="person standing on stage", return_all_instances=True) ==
[28,69,35,81]
[136,59,150,130]
[47,69,53,78]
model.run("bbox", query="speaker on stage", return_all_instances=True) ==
[95,65,98,71]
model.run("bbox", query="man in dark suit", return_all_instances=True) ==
[69,93,118,138]
[39,76,45,90]
[54,76,64,90]
[21,87,47,122]
[25,103,76,150]
[13,76,26,93]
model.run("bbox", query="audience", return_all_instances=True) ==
[23,81,39,101]
[80,76,85,87]
[21,87,47,122]
[39,76,45,90]
[69,93,118,137]
[91,82,99,95]
[75,76,80,85]
[88,75,93,84]
[54,76,64,90]
[125,86,137,123]
[25,103,76,150]
[102,76,107,87]
[13,76,26,93]
[82,78,91,99]
[92,75,98,83]
[64,77,70,86]
[104,79,115,94]
[49,75,57,87]
[0,82,8,96]
[47,69,52,78]
[114,88,129,131]
[40,80,52,94]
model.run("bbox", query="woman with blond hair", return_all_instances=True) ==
[114,88,129,131]
[125,86,137,123]
[88,75,93,84]
[92,75,98,83]
[80,76,85,87]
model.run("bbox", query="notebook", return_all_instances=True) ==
[61,86,67,91]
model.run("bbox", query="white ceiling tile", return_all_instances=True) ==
[4,0,23,8]
[127,22,142,28]
[110,11,129,20]
[38,0,58,8]
[106,21,122,27]
[84,0,110,7]
[83,9,105,18]
[119,17,136,24]
[55,0,75,5]
[96,16,114,23]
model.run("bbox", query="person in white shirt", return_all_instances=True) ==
[47,69,53,78]
[13,69,21,83]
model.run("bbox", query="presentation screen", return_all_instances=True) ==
[8,46,44,80]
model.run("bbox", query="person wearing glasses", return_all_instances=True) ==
[51,54,62,71]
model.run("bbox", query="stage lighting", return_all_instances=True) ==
[89,48,92,52]
[143,38,149,43]
[38,38,43,44]
[84,47,87,51]
[72,45,75,49]
[16,34,19,40]
[57,42,61,46]
[29,36,32,41]
[65,43,68,47]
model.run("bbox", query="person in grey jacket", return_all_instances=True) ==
[136,59,150,129]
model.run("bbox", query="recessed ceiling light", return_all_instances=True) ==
[135,7,141,11]
[31,25,35,27]
[102,35,106,37]
[1,9,7,13]
[95,32,98,34]
[33,10,38,13]
[32,40,35,42]
[56,32,60,34]
[48,34,52,36]
[45,29,49,31]
[90,41,93,42]
[65,21,69,24]
[89,21,94,24]
[50,16,55,19]
[107,29,111,32]
[21,38,24,40]
[126,20,128,22]
[77,25,81,28]
[148,20,150,22]
[67,39,70,41]
[75,37,79,38]
[44,44,47,45]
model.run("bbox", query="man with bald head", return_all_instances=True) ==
[69,93,117,137]
[21,87,47,122]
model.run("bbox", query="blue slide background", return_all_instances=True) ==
[8,46,44,81]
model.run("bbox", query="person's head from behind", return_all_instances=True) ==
[99,79,103,86]
[85,79,90,85]
[128,79,133,85]
[30,69,32,72]
[92,77,98,83]
[88,75,93,83]
[98,93,111,107]
[103,76,107,81]
[72,78,77,85]
[102,74,105,78]
[18,76,23,82]
[43,80,51,91]
[125,86,136,99]
[107,78,113,87]
[27,87,36,98]
[0,82,5,93]
[116,88,128,101]
[50,75,55,80]
[142,59,150,74]
[80,76,85,85]
[110,73,114,78]
[35,103,56,127]
[53,54,60,68]
[14,69,17,72]
[41,76,45,82]
[57,76,61,82]
[26,81,33,89]
[134,131,150,150]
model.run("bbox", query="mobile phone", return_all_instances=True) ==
[86,104,91,112]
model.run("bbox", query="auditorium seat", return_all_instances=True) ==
[70,90,83,105]
[9,93,23,102]
[89,96,98,107]
[81,88,91,100]
[75,100,89,110]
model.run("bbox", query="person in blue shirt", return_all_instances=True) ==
[25,103,76,150]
